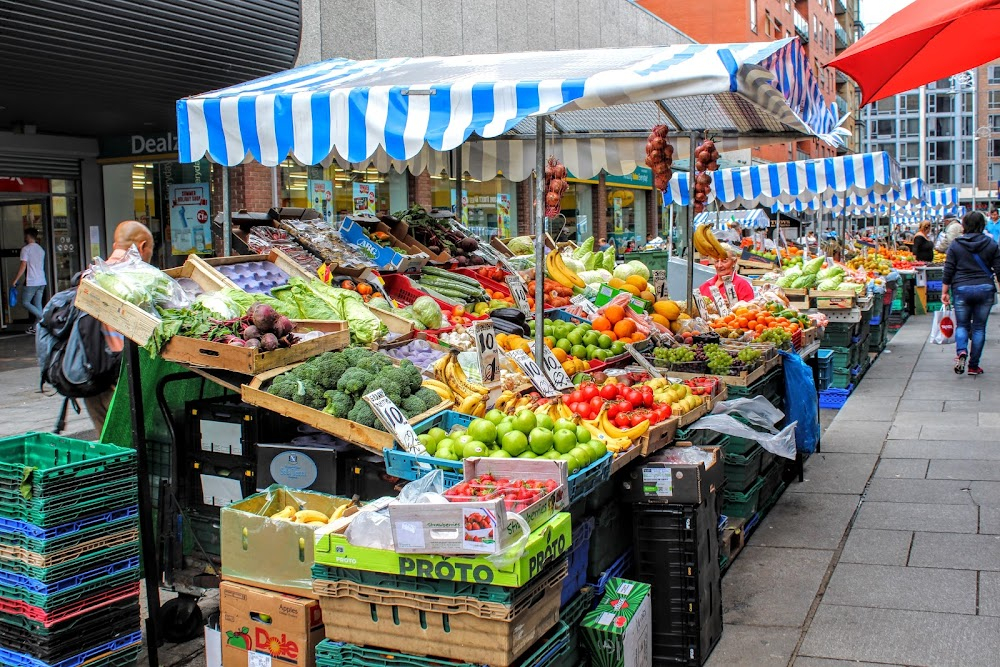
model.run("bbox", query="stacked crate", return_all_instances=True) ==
[820,322,861,391]
[0,434,141,667]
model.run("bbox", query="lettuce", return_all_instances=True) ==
[626,260,650,281]
[602,246,617,272]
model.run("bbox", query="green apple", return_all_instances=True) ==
[496,420,516,441]
[567,329,584,346]
[463,440,489,459]
[426,427,447,445]
[518,451,538,459]
[553,429,578,454]
[597,334,613,349]
[513,410,537,434]
[484,409,506,425]
[575,426,592,444]
[468,418,498,447]
[554,418,578,432]
[528,427,554,455]
[571,344,588,359]
[582,330,600,347]
[501,431,529,456]
[569,446,593,467]
[559,452,581,474]
[542,450,562,460]
[536,413,555,431]
[489,449,512,458]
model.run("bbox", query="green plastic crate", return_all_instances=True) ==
[831,367,857,389]
[0,434,135,493]
[0,478,138,520]
[825,346,855,369]
[0,541,138,584]
[0,562,138,610]
[724,447,763,493]
[316,640,481,667]
[0,486,138,528]
[722,476,765,518]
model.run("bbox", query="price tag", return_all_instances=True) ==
[625,343,662,378]
[530,342,575,390]
[651,270,668,299]
[472,320,499,384]
[692,290,709,321]
[570,294,599,318]
[720,275,740,305]
[505,275,531,316]
[363,389,424,453]
[507,350,560,397]
[495,255,518,275]
[709,284,731,317]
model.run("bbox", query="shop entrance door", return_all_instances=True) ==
[0,198,49,331]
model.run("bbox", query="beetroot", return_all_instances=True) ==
[273,316,294,338]
[245,338,261,349]
[242,325,261,340]
[251,304,279,333]
[260,333,279,351]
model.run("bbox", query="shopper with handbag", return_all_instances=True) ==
[942,211,1000,375]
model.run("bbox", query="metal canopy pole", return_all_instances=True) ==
[455,149,464,228]
[271,166,279,208]
[125,341,161,667]
[221,166,231,257]
[686,132,697,315]
[534,116,547,370]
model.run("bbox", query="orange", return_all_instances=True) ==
[552,347,568,363]
[605,331,618,341]
[544,336,556,349]
[614,320,637,338]
[593,316,611,332]
[605,305,626,324]
[631,332,646,342]
[617,336,632,344]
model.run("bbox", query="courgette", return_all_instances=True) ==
[424,266,481,287]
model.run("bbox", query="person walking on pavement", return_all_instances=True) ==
[10,227,46,334]
[986,209,1000,244]
[942,211,1000,376]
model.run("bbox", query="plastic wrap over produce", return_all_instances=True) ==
[220,486,352,592]
[689,395,798,459]
[89,246,194,313]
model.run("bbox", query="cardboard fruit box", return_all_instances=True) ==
[581,578,652,667]
[387,458,568,556]
[619,444,723,505]
[313,553,564,666]
[240,362,449,455]
[221,487,354,597]
[220,580,325,667]
[313,511,572,588]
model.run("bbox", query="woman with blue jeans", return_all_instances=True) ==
[942,211,1000,375]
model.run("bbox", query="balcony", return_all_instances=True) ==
[793,12,809,42]
[836,69,849,85]
[835,0,848,15]
[835,24,849,50]
[836,95,850,117]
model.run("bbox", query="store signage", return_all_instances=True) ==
[99,132,179,158]
[497,194,512,238]
[472,321,500,385]
[168,183,211,255]
[310,180,334,223]
[0,177,49,193]
[364,389,424,453]
[530,342,574,390]
[507,350,560,397]
[567,166,653,189]
[352,183,376,216]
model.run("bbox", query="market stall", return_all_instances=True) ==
[10,38,847,667]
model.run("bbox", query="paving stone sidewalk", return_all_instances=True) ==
[708,312,1000,667]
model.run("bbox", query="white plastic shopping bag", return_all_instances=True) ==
[930,307,956,345]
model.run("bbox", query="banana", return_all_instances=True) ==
[293,509,330,524]
[421,379,455,401]
[472,400,487,418]
[600,410,650,441]
[432,355,452,385]
[330,503,350,521]
[457,394,484,415]
[693,225,713,258]
[705,226,728,259]
[446,354,490,398]
[494,390,517,413]
[553,400,575,421]
[270,505,296,520]
[551,250,585,288]
[579,419,633,452]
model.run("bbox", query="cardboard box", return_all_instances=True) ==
[313,512,572,588]
[620,445,723,505]
[581,578,653,667]
[221,488,353,596]
[336,217,427,272]
[314,556,564,666]
[594,284,650,314]
[220,581,324,667]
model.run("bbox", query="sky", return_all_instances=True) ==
[860,0,917,31]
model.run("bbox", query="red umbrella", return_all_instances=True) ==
[828,0,1000,105]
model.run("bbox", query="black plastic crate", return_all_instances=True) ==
[723,447,763,493]
[0,599,139,663]
[186,395,296,460]
[651,589,723,667]
[182,456,256,517]
[588,499,633,579]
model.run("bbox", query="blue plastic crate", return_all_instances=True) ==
[591,547,632,595]
[0,557,139,595]
[927,280,943,291]
[543,309,592,325]
[819,385,854,409]
[561,516,594,607]
[0,506,138,542]
[0,630,142,667]
[869,314,882,326]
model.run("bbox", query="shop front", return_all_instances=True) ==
[278,162,409,223]
[429,174,519,241]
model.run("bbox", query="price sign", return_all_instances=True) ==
[505,275,531,316]
[530,342,575,390]
[507,350,560,397]
[472,320,499,384]
[363,389,424,453]
[692,290,709,321]
[651,270,668,299]
[495,254,518,275]
[709,284,731,317]
[720,276,740,305]
[570,294,599,318]
[625,344,662,378]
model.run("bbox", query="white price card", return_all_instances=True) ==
[530,342,575,390]
[248,652,272,667]
[570,294,599,318]
[363,389,424,453]
[507,350,560,397]
[495,254,519,275]
[625,343,662,378]
[651,270,668,299]
[472,320,500,384]
[505,275,531,316]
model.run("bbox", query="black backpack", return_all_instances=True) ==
[36,279,122,430]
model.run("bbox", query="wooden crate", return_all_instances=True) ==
[370,306,416,336]
[163,254,239,290]
[665,363,769,388]
[677,401,709,427]
[810,290,856,310]
[639,416,679,457]
[610,443,645,475]
[160,320,350,375]
[74,278,161,347]
[241,364,449,455]
[197,248,316,283]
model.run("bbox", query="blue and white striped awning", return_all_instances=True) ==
[176,39,847,179]
[927,188,959,209]
[891,206,966,225]
[767,178,924,215]
[694,209,771,230]
[663,152,900,208]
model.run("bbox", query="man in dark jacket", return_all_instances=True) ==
[943,211,1000,375]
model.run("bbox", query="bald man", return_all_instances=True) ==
[83,221,154,434]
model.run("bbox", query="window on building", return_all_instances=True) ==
[875,143,896,157]
[934,141,954,161]
[990,163,1000,182]
[990,66,1000,85]
[784,0,790,10]
[901,94,919,113]
[876,120,896,136]
[963,140,973,160]
[875,97,895,114]
[990,91,1000,109]
[928,143,937,160]
[938,165,955,184]
[990,115,1000,132]
[934,117,954,137]
[963,165,972,185]
[937,95,955,113]
[765,11,771,35]
[813,15,818,36]
[989,139,1000,157]
[750,0,758,32]
[963,92,973,112]
[902,166,919,179]
[904,119,920,136]
[963,116,973,136]
[899,143,919,160]
[786,30,791,39]
[935,77,953,89]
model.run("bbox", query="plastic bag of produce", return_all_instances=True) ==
[89,246,193,313]
[689,395,797,459]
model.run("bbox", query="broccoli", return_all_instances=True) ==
[295,352,351,391]
[357,353,393,374]
[363,376,403,406]
[340,346,374,367]
[413,387,444,412]
[347,400,379,428]
[376,362,422,399]
[337,368,376,397]
[401,395,427,418]
[268,375,325,410]
[321,390,354,418]
[397,359,424,395]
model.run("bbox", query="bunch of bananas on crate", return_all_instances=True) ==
[424,350,490,417]
[269,501,354,526]
[545,248,585,290]
[692,224,729,261]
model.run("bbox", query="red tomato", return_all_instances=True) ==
[569,390,585,405]
[615,413,631,428]
[607,402,622,420]
[589,396,604,413]
[599,384,618,400]
[630,413,648,428]
[582,384,600,401]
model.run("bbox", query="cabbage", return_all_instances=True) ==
[603,247,616,272]
[784,266,802,279]
[839,282,865,295]
[775,275,796,288]
[563,255,586,274]
[613,264,636,281]
[584,252,600,270]
[816,277,842,290]
[573,237,594,259]
[368,296,392,311]
[817,266,845,280]
[412,295,444,329]
[792,275,816,289]
[802,256,826,275]
[579,269,612,284]
[507,236,533,256]
[626,260,650,281]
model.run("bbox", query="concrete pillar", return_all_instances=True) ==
[594,173,608,241]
